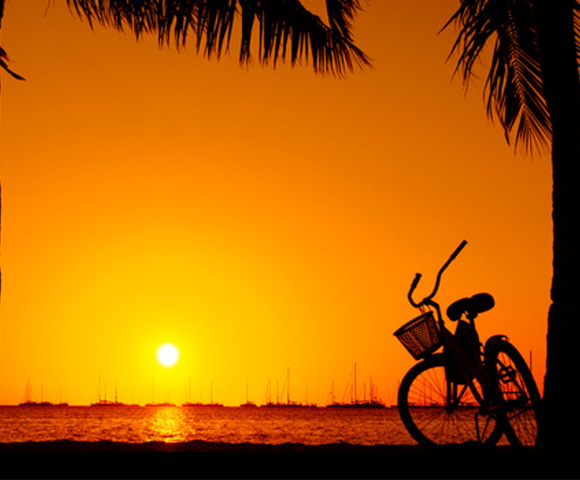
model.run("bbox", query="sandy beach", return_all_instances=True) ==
[0,441,576,479]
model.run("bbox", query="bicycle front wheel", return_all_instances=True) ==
[485,338,541,447]
[397,354,502,448]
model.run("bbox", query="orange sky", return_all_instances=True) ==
[0,0,552,407]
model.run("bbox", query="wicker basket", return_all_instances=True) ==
[394,312,441,359]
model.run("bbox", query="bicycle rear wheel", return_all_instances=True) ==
[397,354,503,448]
[485,338,541,447]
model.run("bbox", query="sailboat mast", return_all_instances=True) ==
[24,380,32,403]
[354,362,357,405]
[189,376,192,403]
[287,367,290,405]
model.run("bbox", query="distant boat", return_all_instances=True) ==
[18,401,68,407]
[91,376,128,407]
[260,368,316,407]
[326,363,386,409]
[182,402,224,407]
[19,381,68,407]
[239,382,258,407]
[90,399,127,407]
[326,400,386,409]
[183,380,223,407]
[261,401,316,408]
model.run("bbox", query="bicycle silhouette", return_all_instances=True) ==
[394,241,541,448]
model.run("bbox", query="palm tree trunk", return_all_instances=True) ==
[533,0,580,449]
[0,0,4,307]
[0,182,2,303]
[0,182,2,301]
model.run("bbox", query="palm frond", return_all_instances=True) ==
[158,0,237,59]
[0,0,25,82]
[251,0,370,75]
[65,0,370,76]
[65,0,160,37]
[445,0,551,153]
[0,46,25,81]
[326,0,362,39]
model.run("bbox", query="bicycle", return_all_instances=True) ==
[394,240,541,448]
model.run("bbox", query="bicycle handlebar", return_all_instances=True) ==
[448,239,468,263]
[408,240,468,308]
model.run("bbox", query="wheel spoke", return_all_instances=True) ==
[486,340,541,447]
[398,355,502,447]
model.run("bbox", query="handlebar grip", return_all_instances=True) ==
[408,273,422,308]
[410,273,422,291]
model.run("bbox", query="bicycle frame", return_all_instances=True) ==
[398,241,541,447]
[407,241,504,410]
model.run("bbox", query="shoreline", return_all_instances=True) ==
[0,441,576,478]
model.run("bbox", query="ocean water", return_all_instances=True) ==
[0,406,416,445]
[0,406,415,445]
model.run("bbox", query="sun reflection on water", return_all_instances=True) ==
[145,407,190,443]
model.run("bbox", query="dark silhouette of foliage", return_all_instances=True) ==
[446,0,552,153]
[0,1,24,82]
[63,0,370,76]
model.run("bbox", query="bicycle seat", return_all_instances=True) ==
[446,293,495,321]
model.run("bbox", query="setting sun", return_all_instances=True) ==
[157,344,179,368]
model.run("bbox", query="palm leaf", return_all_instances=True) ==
[0,0,25,82]
[0,46,25,81]
[445,0,552,153]
[65,0,370,76]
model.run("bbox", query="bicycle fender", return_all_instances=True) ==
[483,335,509,369]
[485,335,509,349]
